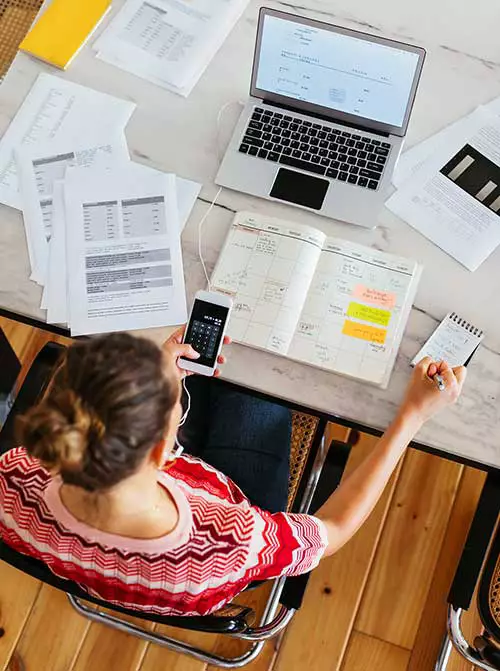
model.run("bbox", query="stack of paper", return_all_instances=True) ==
[0,73,202,334]
[93,0,249,97]
[388,96,500,271]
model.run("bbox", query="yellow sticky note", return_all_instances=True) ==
[342,320,387,344]
[347,301,391,327]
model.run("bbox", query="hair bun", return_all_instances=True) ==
[18,389,100,473]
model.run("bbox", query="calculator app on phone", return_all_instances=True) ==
[182,299,230,367]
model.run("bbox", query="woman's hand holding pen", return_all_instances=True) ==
[398,357,467,427]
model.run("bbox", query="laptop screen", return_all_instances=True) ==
[252,12,424,134]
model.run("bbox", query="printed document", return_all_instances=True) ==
[387,108,500,271]
[17,135,129,284]
[94,0,248,95]
[64,167,187,334]
[0,73,135,209]
[45,171,201,326]
[394,96,500,188]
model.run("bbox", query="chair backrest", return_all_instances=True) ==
[0,341,63,456]
[0,0,43,79]
[479,522,500,643]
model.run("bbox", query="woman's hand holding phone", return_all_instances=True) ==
[164,326,231,379]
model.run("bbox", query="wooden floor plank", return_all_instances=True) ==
[274,432,401,671]
[355,449,463,650]
[71,609,154,671]
[408,467,486,671]
[139,626,213,671]
[0,564,41,671]
[206,583,276,671]
[12,585,90,671]
[340,632,410,671]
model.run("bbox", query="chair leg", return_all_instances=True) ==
[434,633,453,670]
[67,595,264,669]
[445,605,499,671]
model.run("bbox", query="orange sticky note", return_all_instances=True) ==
[342,320,387,344]
[353,285,396,309]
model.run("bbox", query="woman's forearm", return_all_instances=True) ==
[316,410,423,556]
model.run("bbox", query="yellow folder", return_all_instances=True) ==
[20,0,111,70]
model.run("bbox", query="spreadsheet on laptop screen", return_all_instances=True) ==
[255,14,420,128]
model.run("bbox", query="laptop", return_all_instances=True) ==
[216,8,426,228]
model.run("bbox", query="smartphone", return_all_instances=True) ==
[178,290,233,376]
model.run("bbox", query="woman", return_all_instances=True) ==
[0,329,465,617]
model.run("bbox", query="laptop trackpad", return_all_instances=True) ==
[270,168,329,210]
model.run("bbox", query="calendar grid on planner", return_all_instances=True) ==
[211,211,422,388]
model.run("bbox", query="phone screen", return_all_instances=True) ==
[181,299,230,368]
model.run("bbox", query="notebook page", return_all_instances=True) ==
[210,213,325,356]
[288,238,420,386]
[411,312,484,367]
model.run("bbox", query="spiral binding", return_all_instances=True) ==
[449,312,483,337]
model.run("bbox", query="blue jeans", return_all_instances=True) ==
[179,377,292,513]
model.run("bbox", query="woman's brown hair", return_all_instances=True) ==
[17,333,179,492]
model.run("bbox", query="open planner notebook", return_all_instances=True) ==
[211,212,422,387]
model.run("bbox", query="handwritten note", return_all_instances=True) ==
[347,302,392,327]
[342,320,387,344]
[353,285,397,309]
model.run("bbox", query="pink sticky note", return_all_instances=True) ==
[353,285,397,309]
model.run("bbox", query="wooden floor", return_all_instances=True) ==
[0,316,486,671]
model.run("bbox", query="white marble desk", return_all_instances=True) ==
[1,0,500,467]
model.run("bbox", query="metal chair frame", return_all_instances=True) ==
[434,605,497,671]
[435,471,500,671]
[0,340,340,668]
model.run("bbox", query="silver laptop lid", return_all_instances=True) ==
[250,8,426,137]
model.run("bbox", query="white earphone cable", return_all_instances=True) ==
[174,100,244,458]
[197,186,221,291]
[197,99,244,291]
[173,378,191,459]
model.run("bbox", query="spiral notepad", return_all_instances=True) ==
[411,312,484,367]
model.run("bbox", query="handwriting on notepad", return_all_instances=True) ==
[342,320,387,344]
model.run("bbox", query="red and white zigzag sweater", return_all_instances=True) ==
[0,447,327,616]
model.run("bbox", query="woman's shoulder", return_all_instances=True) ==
[166,454,251,507]
[0,446,49,479]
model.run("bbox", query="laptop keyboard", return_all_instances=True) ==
[238,107,391,190]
